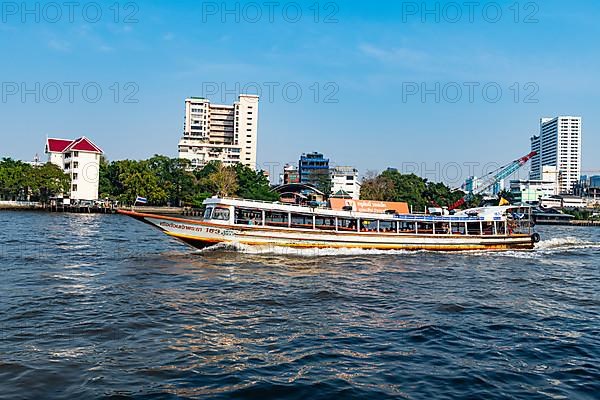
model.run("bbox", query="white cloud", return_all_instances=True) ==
[358,43,429,69]
[48,39,71,52]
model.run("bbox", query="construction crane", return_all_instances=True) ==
[448,151,537,211]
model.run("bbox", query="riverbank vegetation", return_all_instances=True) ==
[360,169,480,210]
[99,155,278,207]
[562,207,600,221]
[0,158,70,202]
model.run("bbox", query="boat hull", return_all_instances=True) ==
[119,210,535,251]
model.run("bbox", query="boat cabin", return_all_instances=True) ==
[201,198,532,237]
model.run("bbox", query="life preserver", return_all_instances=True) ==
[531,233,541,243]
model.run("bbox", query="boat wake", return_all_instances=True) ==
[193,237,600,258]
[197,242,417,257]
[534,236,600,251]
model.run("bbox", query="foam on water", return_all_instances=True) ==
[535,236,600,251]
[200,242,418,257]
[195,236,600,258]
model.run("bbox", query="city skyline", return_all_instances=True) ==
[1,0,599,184]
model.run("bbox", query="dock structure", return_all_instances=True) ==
[0,201,44,211]
[571,220,600,227]
[47,204,117,214]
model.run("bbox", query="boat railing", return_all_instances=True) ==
[215,196,336,211]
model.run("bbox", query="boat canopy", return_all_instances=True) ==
[203,197,527,223]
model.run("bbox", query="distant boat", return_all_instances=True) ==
[119,197,540,251]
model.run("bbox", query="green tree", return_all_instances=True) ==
[360,171,396,201]
[34,163,70,203]
[234,164,278,201]
[360,168,472,211]
[147,155,196,206]
[380,170,428,210]
[207,162,239,197]
[0,159,69,202]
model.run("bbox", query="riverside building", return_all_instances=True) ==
[530,116,582,194]
[299,152,330,186]
[330,166,361,200]
[511,166,560,204]
[45,137,103,201]
[178,95,259,170]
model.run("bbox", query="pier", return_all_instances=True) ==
[571,220,600,227]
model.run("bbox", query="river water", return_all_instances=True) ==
[1,211,599,399]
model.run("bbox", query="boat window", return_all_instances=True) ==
[337,218,357,231]
[378,220,397,233]
[482,222,494,235]
[235,208,262,225]
[466,222,481,235]
[451,223,466,235]
[436,222,450,234]
[291,213,313,229]
[212,207,230,221]
[315,216,336,230]
[398,221,416,233]
[265,211,288,227]
[417,222,434,234]
[360,219,377,232]
[497,221,506,235]
[203,207,213,220]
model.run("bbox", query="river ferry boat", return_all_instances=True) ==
[119,197,540,251]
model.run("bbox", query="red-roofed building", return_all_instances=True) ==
[45,136,103,201]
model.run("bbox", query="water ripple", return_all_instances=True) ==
[0,213,599,399]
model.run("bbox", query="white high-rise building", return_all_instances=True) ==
[45,137,103,201]
[178,94,259,170]
[529,116,582,194]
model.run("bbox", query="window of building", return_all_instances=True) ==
[73,173,78,180]
[72,184,78,192]
[73,162,79,168]
[73,152,79,157]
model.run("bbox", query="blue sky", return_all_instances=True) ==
[1,0,599,184]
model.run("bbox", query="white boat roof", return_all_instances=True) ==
[204,197,527,222]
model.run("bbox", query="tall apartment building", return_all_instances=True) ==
[330,166,361,200]
[529,116,582,194]
[46,137,103,201]
[178,94,259,169]
[299,152,330,186]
